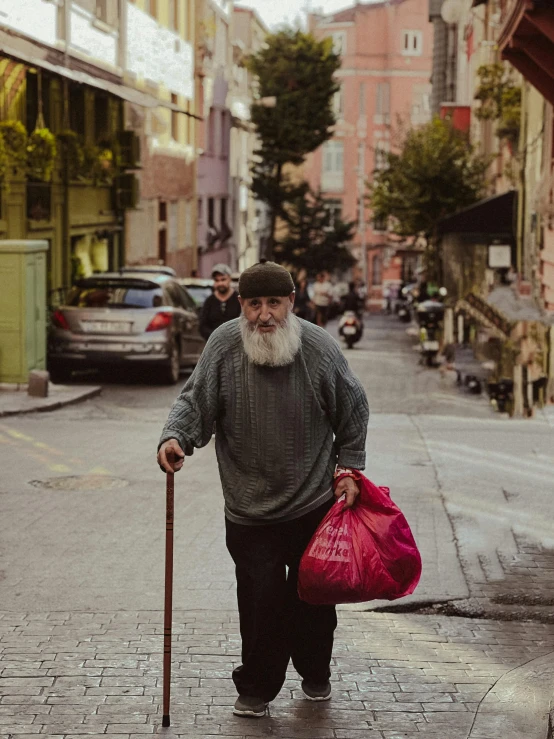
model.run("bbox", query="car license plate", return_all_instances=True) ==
[423,340,439,351]
[343,326,357,335]
[82,321,132,334]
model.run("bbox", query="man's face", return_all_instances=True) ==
[213,273,231,294]
[239,295,295,333]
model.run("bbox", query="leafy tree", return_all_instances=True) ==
[246,30,341,257]
[368,118,488,277]
[274,190,356,275]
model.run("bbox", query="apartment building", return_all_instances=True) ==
[306,0,433,308]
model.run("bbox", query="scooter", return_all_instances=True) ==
[488,378,514,413]
[416,299,445,367]
[338,311,363,349]
[397,283,416,323]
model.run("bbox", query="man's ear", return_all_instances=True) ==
[289,292,295,306]
[238,296,244,308]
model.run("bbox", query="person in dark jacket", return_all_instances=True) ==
[293,275,314,322]
[342,282,363,316]
[199,264,241,340]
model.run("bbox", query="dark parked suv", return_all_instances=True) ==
[48,272,205,384]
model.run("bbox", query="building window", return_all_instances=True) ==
[95,94,110,142]
[184,199,193,247]
[168,0,178,30]
[372,215,387,232]
[321,140,344,191]
[69,85,85,137]
[333,86,344,119]
[198,198,203,223]
[208,198,215,227]
[359,82,366,117]
[323,140,344,174]
[402,30,422,56]
[168,201,178,253]
[330,31,346,56]
[325,199,342,229]
[95,0,117,25]
[159,200,167,222]
[411,84,431,125]
[374,82,390,124]
[374,140,389,171]
[171,93,179,141]
[144,0,157,18]
[372,254,382,285]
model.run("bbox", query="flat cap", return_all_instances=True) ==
[211,263,232,277]
[238,261,295,299]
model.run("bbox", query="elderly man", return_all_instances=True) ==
[199,263,241,340]
[158,262,369,718]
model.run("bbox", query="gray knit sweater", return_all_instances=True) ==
[159,318,369,525]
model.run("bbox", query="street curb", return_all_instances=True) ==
[468,651,554,739]
[0,386,101,418]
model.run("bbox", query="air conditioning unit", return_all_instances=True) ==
[117,130,141,169]
[114,173,139,210]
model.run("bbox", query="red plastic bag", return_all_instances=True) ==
[298,472,422,605]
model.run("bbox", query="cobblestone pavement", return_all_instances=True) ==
[2,315,554,736]
[2,610,554,738]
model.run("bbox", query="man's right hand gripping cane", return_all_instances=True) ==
[158,439,185,474]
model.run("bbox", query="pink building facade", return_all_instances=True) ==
[306,0,433,310]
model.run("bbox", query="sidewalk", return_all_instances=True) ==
[1,609,554,737]
[0,384,100,418]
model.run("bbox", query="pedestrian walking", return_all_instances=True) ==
[312,271,334,328]
[157,261,369,718]
[293,273,315,322]
[199,263,241,340]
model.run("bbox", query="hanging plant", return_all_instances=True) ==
[27,128,57,182]
[56,130,85,180]
[0,120,28,170]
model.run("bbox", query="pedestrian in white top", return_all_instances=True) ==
[312,272,334,327]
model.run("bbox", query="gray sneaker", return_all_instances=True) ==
[233,695,268,717]
[301,679,332,701]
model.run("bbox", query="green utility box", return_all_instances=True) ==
[0,240,49,384]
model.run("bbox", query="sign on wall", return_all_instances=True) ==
[488,244,512,269]
[126,3,194,101]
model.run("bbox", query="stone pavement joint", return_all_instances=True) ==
[2,610,554,737]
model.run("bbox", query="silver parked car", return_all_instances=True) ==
[48,272,205,384]
[178,277,214,309]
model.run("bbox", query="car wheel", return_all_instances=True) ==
[162,341,181,385]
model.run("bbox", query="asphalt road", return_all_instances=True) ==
[0,314,553,615]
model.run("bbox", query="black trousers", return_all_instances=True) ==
[225,499,337,702]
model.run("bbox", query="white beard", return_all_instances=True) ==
[239,310,302,367]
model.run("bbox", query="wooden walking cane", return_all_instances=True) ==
[162,471,174,728]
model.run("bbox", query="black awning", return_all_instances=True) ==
[437,190,517,238]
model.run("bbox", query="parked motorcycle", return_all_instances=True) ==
[416,297,445,367]
[338,311,363,349]
[488,378,514,413]
[397,283,416,323]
